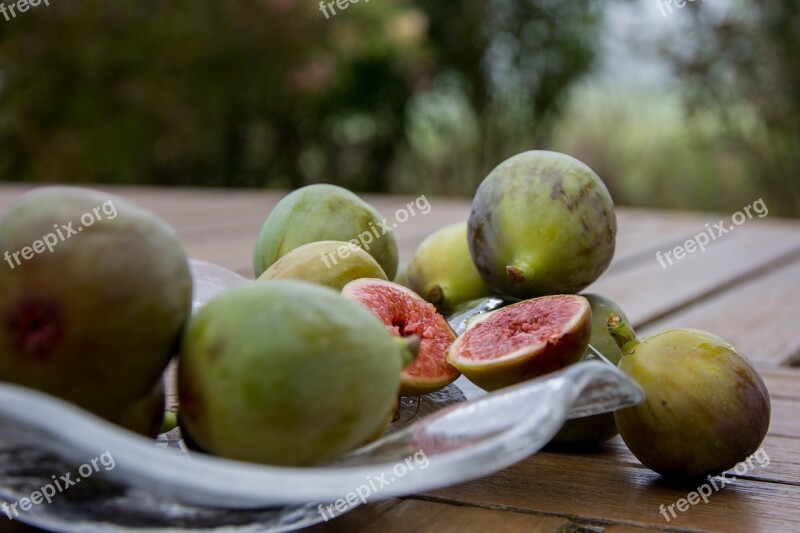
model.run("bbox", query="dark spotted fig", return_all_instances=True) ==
[610,317,771,479]
[468,151,616,298]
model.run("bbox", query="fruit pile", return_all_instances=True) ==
[0,150,770,480]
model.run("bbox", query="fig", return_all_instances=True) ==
[0,187,191,419]
[178,281,407,466]
[551,294,628,446]
[468,151,616,298]
[253,184,398,280]
[610,317,771,478]
[258,240,387,291]
[447,295,591,391]
[111,378,166,439]
[393,262,410,288]
[341,278,460,396]
[407,222,492,312]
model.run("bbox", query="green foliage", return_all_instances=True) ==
[0,0,605,193]
[653,0,800,216]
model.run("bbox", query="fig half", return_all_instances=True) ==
[447,294,591,391]
[342,279,460,396]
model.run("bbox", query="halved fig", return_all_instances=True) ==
[342,279,460,396]
[447,295,591,391]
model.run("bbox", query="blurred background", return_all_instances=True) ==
[0,0,797,216]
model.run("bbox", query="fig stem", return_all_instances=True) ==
[425,284,445,307]
[607,313,638,353]
[506,263,533,285]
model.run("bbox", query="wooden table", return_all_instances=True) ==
[1,185,798,532]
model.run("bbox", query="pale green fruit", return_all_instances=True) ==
[407,222,491,312]
[253,184,398,279]
[468,151,616,298]
[258,240,387,291]
[0,187,191,419]
[393,262,410,288]
[178,281,406,466]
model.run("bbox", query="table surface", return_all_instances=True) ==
[1,185,798,533]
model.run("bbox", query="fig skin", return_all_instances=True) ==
[611,323,771,479]
[0,187,191,419]
[407,222,492,313]
[178,281,405,466]
[447,295,592,391]
[393,262,410,288]
[111,378,166,439]
[551,294,628,445]
[253,184,398,280]
[468,151,616,299]
[258,240,387,291]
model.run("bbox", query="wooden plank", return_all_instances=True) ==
[588,220,800,329]
[636,257,800,368]
[311,498,572,533]
[603,434,800,487]
[762,368,800,401]
[420,452,800,532]
[305,499,402,532]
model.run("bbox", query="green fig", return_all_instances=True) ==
[111,378,166,439]
[258,240,387,291]
[468,151,616,298]
[550,294,628,446]
[393,262,410,288]
[0,187,191,419]
[407,222,492,312]
[253,184,398,280]
[178,281,406,466]
[610,317,771,478]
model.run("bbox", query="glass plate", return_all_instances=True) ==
[0,260,644,532]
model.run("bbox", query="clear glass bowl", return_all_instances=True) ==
[0,260,644,532]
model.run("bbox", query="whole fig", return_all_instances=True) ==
[178,281,407,466]
[610,318,770,478]
[0,187,191,419]
[258,240,387,291]
[407,222,491,312]
[468,151,616,298]
[253,184,398,279]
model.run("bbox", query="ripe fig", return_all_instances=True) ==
[551,294,628,446]
[447,295,591,391]
[258,240,387,291]
[0,187,191,419]
[610,318,771,479]
[407,222,492,312]
[341,279,460,396]
[468,151,616,298]
[178,281,406,466]
[253,184,398,279]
